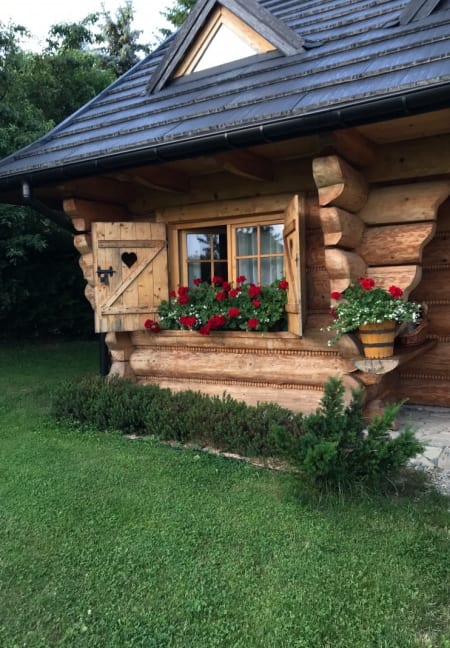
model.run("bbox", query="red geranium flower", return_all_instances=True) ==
[216,291,227,301]
[247,318,259,329]
[330,291,342,300]
[144,319,160,333]
[228,307,241,318]
[359,277,375,291]
[212,276,223,285]
[222,281,231,291]
[252,299,261,308]
[388,285,403,299]
[169,290,176,298]
[193,278,202,286]
[179,315,197,328]
[199,325,211,336]
[278,280,289,290]
[229,288,240,298]
[208,314,226,329]
[236,276,246,283]
[248,284,261,298]
[178,285,189,296]
[178,294,189,305]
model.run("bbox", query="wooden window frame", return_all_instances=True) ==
[160,194,306,335]
[170,213,284,287]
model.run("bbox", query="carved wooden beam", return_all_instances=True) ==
[352,341,437,375]
[369,265,422,298]
[305,193,321,229]
[357,222,436,265]
[58,177,133,205]
[129,346,355,385]
[106,332,136,379]
[85,285,95,309]
[63,198,130,232]
[73,233,92,255]
[312,155,369,211]
[367,133,450,183]
[320,207,364,248]
[321,128,375,168]
[324,248,366,293]
[358,181,450,224]
[214,150,273,182]
[79,252,95,287]
[118,165,190,193]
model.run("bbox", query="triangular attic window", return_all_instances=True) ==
[174,6,276,77]
[147,0,304,94]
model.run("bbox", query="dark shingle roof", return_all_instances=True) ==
[0,0,449,187]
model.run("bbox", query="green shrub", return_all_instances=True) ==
[52,375,423,488]
[296,377,424,486]
[51,376,303,457]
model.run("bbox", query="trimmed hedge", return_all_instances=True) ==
[51,376,423,487]
[51,376,303,459]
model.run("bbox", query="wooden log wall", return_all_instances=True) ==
[312,148,450,411]
[62,136,450,411]
[397,198,450,406]
[129,330,360,413]
[125,193,362,411]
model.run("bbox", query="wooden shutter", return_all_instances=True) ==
[283,195,306,336]
[92,221,168,333]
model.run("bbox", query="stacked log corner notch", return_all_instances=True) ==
[312,152,450,412]
[64,197,136,379]
[397,195,450,406]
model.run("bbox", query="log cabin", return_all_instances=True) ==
[0,0,450,415]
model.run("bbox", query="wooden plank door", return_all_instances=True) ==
[283,195,307,336]
[92,221,168,333]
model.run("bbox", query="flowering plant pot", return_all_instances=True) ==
[145,276,288,336]
[358,320,396,358]
[326,277,421,347]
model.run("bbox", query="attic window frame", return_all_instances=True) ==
[173,6,276,78]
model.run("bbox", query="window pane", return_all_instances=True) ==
[188,262,210,286]
[193,24,259,73]
[187,233,211,260]
[212,261,228,282]
[261,225,283,254]
[237,259,257,284]
[213,231,227,260]
[236,227,257,256]
[261,257,283,285]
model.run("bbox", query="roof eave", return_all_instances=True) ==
[1,81,450,194]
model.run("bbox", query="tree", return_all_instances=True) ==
[0,23,52,157]
[0,19,116,339]
[0,3,156,340]
[162,0,197,32]
[100,1,150,76]
[45,13,101,53]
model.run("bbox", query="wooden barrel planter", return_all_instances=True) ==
[358,320,396,358]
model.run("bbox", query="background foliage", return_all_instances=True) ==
[0,2,171,339]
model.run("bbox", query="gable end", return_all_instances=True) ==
[147,0,304,94]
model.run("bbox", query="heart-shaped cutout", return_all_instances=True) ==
[121,252,137,268]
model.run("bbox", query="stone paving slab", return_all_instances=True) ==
[396,405,450,470]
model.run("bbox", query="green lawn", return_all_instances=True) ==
[1,341,450,648]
